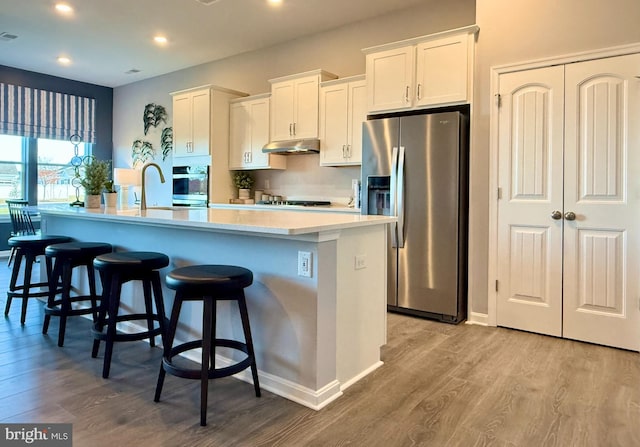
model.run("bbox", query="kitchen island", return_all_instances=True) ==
[39,206,394,410]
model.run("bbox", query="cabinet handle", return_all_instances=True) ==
[405,86,410,103]
[342,145,346,158]
[289,123,292,136]
[564,211,576,221]
[346,145,351,158]
[417,83,422,100]
[293,122,296,136]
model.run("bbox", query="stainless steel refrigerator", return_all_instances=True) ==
[361,111,468,323]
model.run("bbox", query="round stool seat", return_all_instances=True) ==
[93,251,170,272]
[46,241,113,262]
[166,265,253,295]
[8,234,71,249]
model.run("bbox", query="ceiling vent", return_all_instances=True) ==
[0,32,18,42]
[194,0,222,5]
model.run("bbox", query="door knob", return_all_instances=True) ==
[551,210,562,220]
[564,211,576,221]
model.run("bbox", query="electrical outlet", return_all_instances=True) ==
[298,251,312,277]
[355,254,367,270]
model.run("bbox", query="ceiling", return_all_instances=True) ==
[0,0,425,88]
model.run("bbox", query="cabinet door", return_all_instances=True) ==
[229,102,249,169]
[248,98,271,168]
[190,89,211,156]
[172,93,192,157]
[293,77,319,139]
[270,81,295,141]
[347,80,367,164]
[415,35,468,107]
[319,83,349,165]
[366,45,414,113]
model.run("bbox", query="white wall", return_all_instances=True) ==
[112,0,475,206]
[470,0,640,314]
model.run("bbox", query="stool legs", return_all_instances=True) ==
[154,294,183,403]
[93,270,167,379]
[155,291,260,427]
[5,250,23,317]
[237,292,261,398]
[201,297,214,426]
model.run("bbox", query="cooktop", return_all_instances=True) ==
[257,200,331,206]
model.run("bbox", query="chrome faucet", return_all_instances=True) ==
[140,163,166,210]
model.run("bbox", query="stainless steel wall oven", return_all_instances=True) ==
[172,165,209,207]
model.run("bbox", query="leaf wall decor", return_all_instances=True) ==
[161,127,173,161]
[132,139,155,167]
[143,103,168,135]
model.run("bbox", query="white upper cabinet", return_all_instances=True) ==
[319,75,367,166]
[229,94,285,170]
[171,84,247,203]
[363,25,479,114]
[172,89,211,157]
[269,70,338,142]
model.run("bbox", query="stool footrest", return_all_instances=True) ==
[162,338,252,380]
[8,282,63,299]
[44,296,100,317]
[91,313,163,342]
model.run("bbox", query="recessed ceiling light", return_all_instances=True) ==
[154,36,168,45]
[268,0,283,5]
[57,56,71,65]
[54,3,74,14]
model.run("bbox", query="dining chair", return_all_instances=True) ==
[6,200,37,266]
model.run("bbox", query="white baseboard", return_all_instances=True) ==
[340,361,383,391]
[116,320,343,410]
[466,312,489,326]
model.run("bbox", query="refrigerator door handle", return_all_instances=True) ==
[397,146,406,248]
[390,146,399,248]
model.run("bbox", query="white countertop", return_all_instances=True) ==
[38,205,395,236]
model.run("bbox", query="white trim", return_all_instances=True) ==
[116,320,344,410]
[339,361,383,391]
[465,312,488,326]
[487,41,640,328]
[361,24,479,54]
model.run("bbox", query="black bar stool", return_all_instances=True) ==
[5,234,73,324]
[154,264,261,426]
[42,241,113,347]
[91,251,169,379]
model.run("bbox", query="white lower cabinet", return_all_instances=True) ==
[229,94,285,170]
[319,75,366,166]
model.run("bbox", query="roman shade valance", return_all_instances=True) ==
[0,82,96,143]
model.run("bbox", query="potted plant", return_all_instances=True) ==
[232,171,254,199]
[80,158,110,208]
[103,180,117,208]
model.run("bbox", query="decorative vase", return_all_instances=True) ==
[85,194,101,209]
[103,192,117,208]
[238,188,250,199]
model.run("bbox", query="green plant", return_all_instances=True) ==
[143,103,168,135]
[132,139,155,167]
[232,171,254,189]
[161,127,173,161]
[80,158,111,195]
[104,180,115,193]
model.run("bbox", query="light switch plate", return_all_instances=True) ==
[298,251,312,277]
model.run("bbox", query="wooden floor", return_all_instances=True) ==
[1,261,640,446]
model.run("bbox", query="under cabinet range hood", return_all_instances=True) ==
[262,139,320,154]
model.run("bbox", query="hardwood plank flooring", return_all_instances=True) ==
[1,260,640,446]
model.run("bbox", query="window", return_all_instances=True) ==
[0,134,89,213]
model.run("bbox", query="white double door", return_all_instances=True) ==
[496,53,640,351]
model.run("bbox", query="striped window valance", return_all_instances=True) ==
[0,83,96,143]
